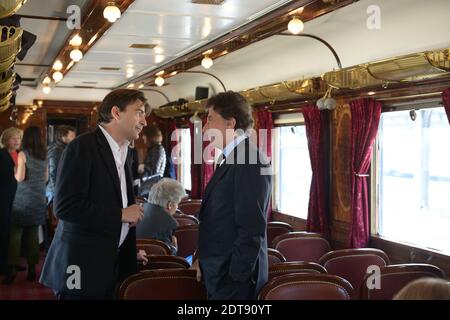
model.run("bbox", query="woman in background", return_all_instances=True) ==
[0,127,23,276]
[3,126,48,284]
[143,125,166,179]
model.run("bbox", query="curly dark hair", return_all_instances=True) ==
[98,89,148,123]
[205,91,254,131]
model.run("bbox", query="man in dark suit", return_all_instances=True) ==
[40,89,149,299]
[192,91,272,300]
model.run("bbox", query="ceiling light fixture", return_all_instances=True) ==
[42,76,51,85]
[70,34,83,47]
[288,16,304,34]
[42,85,51,94]
[70,49,83,62]
[201,55,213,69]
[103,1,121,23]
[53,60,63,71]
[316,87,336,110]
[138,83,144,89]
[155,76,165,87]
[52,71,63,82]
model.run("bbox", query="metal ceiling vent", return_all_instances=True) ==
[129,43,158,49]
[191,0,226,5]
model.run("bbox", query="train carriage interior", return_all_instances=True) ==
[0,0,449,301]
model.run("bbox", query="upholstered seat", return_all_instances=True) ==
[267,221,294,248]
[139,255,190,271]
[258,273,353,300]
[174,224,199,258]
[136,238,172,256]
[268,248,287,266]
[118,269,207,300]
[178,199,202,216]
[319,248,390,299]
[361,263,446,300]
[272,232,331,263]
[174,213,199,226]
[268,261,327,281]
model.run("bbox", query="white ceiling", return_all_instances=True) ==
[14,0,450,106]
[59,0,294,88]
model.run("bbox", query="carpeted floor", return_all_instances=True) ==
[0,252,55,300]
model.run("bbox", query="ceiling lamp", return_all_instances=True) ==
[42,76,51,85]
[53,60,63,71]
[69,34,83,47]
[103,2,121,23]
[201,55,213,69]
[155,76,165,87]
[52,71,63,82]
[138,83,144,89]
[42,85,51,94]
[70,49,83,62]
[288,16,304,34]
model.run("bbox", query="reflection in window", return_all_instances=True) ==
[378,107,450,253]
[273,125,312,219]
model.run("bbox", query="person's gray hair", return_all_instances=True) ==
[147,178,187,208]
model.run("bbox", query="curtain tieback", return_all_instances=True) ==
[354,172,369,177]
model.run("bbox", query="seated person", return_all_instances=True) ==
[394,277,450,300]
[136,178,186,255]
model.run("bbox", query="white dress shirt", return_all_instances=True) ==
[216,134,247,168]
[99,125,130,247]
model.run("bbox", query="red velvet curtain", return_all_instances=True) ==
[255,110,273,221]
[442,88,450,125]
[168,119,178,179]
[349,98,382,248]
[189,118,214,199]
[302,104,329,236]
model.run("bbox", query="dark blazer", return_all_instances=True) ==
[0,148,17,274]
[198,138,272,300]
[136,203,177,255]
[40,127,137,298]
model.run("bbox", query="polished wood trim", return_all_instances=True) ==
[271,210,307,231]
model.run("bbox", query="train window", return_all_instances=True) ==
[272,125,312,219]
[377,107,450,254]
[175,128,191,191]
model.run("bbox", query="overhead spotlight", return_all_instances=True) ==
[288,16,304,34]
[53,60,63,71]
[201,55,213,69]
[169,71,178,76]
[69,34,83,47]
[155,76,165,87]
[42,76,51,85]
[52,71,63,82]
[103,1,121,23]
[138,83,144,89]
[42,85,51,94]
[70,49,83,62]
[127,83,135,88]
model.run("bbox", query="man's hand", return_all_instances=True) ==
[122,204,144,227]
[191,258,202,282]
[137,249,148,265]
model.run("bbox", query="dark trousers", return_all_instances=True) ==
[8,224,40,266]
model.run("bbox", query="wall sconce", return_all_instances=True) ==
[103,1,121,23]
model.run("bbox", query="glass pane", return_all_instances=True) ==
[276,126,312,219]
[378,108,450,254]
